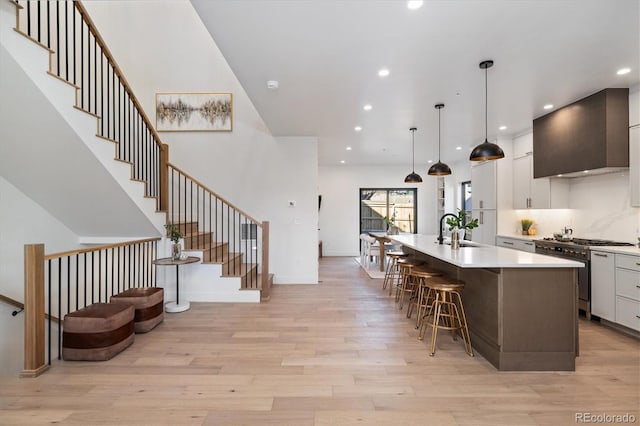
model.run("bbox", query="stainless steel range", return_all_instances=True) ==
[535,237,634,319]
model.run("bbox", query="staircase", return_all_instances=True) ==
[2,0,271,303]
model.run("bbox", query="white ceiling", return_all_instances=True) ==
[191,0,640,167]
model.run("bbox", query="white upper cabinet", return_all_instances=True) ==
[471,161,496,210]
[512,133,569,209]
[630,126,639,207]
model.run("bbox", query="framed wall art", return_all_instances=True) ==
[156,92,232,132]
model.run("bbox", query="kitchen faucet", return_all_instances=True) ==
[438,213,457,245]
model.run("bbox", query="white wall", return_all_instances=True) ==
[84,1,318,284]
[318,165,437,256]
[0,177,80,376]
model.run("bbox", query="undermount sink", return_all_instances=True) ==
[443,241,476,247]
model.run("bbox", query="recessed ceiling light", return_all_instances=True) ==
[557,174,563,177]
[407,0,424,10]
[427,160,433,164]
[456,146,462,150]
[363,104,373,111]
[499,125,507,130]
[346,146,352,151]
[543,104,554,110]
[266,80,279,89]
[340,160,345,164]
[378,68,390,77]
[354,126,362,132]
[617,67,631,75]
[583,170,589,173]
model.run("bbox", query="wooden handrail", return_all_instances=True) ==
[0,293,23,310]
[44,237,161,261]
[168,163,263,225]
[74,1,164,151]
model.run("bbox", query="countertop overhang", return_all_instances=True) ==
[389,234,584,269]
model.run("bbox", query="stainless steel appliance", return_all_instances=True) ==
[534,237,634,319]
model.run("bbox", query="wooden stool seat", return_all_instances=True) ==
[419,276,473,357]
[110,287,164,333]
[62,303,135,361]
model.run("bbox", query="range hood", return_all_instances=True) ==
[533,88,629,178]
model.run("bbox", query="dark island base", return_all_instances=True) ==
[408,250,578,371]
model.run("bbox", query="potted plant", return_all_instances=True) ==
[521,218,534,235]
[165,223,183,260]
[384,214,399,235]
[445,209,479,249]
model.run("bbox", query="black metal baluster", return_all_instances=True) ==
[66,256,70,319]
[46,0,50,48]
[72,3,76,84]
[64,1,68,81]
[91,251,95,303]
[117,246,121,293]
[111,247,115,296]
[100,47,104,135]
[87,25,91,112]
[57,258,61,360]
[209,194,212,263]
[98,249,102,302]
[83,253,87,307]
[56,1,60,75]
[47,259,51,365]
[37,0,40,42]
[105,57,109,137]
[80,16,83,108]
[75,254,79,311]
[26,1,31,37]
[93,36,97,114]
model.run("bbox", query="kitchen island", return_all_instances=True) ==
[390,234,583,371]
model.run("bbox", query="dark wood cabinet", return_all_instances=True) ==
[533,88,629,178]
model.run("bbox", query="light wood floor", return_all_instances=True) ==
[1,257,638,425]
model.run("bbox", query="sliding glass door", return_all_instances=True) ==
[359,188,418,234]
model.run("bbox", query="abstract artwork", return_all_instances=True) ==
[156,92,232,132]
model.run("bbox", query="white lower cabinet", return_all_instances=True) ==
[495,236,535,253]
[615,256,640,332]
[591,250,640,331]
[590,251,616,321]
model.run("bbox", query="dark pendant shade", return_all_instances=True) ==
[469,139,505,161]
[405,127,422,183]
[404,171,423,183]
[470,60,504,162]
[428,103,452,176]
[428,161,452,176]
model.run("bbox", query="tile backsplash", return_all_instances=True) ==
[513,172,640,243]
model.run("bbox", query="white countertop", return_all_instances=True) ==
[389,234,584,269]
[496,234,545,242]
[589,246,640,256]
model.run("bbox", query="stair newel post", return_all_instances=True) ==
[261,221,270,298]
[159,143,169,213]
[21,244,49,378]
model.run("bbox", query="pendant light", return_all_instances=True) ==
[404,127,423,183]
[428,103,452,176]
[469,60,505,161]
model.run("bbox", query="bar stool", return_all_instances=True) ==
[396,258,423,310]
[383,251,409,292]
[418,276,473,357]
[406,266,442,326]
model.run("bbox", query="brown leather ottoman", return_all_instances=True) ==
[110,287,164,333]
[62,303,134,361]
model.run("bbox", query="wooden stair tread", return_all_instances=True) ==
[222,263,257,277]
